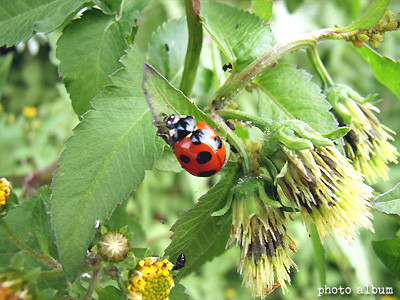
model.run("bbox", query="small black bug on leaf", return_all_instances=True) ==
[223,62,232,72]
[172,253,186,270]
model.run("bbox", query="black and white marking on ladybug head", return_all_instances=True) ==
[166,115,195,142]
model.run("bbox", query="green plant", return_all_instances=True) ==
[1,0,400,299]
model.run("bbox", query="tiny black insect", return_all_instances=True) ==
[172,253,186,270]
[222,62,233,72]
[235,23,241,29]
[165,43,170,52]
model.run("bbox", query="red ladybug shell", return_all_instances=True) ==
[174,121,226,177]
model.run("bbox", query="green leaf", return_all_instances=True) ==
[337,0,389,32]
[153,148,182,173]
[104,200,146,245]
[358,46,400,99]
[373,182,400,215]
[169,281,190,300]
[0,0,89,46]
[200,0,274,72]
[165,162,240,277]
[57,7,141,117]
[255,63,338,134]
[93,0,122,14]
[0,201,39,266]
[0,53,13,99]
[51,45,163,281]
[372,238,400,279]
[31,187,53,257]
[97,286,124,300]
[310,224,326,287]
[251,0,273,22]
[147,18,188,88]
[143,63,214,126]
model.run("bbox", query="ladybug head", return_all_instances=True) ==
[164,115,196,143]
[164,114,180,129]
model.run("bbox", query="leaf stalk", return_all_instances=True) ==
[0,221,61,270]
[179,0,203,97]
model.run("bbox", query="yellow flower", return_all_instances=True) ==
[0,178,11,212]
[127,257,174,300]
[227,178,297,298]
[22,106,37,119]
[98,231,130,262]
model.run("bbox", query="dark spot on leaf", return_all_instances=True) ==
[235,24,241,29]
[165,43,169,52]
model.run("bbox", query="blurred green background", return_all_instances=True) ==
[1,0,399,299]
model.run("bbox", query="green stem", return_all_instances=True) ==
[216,109,271,132]
[306,46,334,90]
[1,221,61,269]
[179,0,203,97]
[213,117,251,174]
[84,264,104,300]
[208,38,317,111]
[38,268,64,280]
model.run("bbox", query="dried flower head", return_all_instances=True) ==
[127,257,174,300]
[227,178,297,298]
[98,231,130,262]
[327,84,398,184]
[261,120,374,243]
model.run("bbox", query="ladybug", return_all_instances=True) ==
[165,114,226,177]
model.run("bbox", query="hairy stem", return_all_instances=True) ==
[1,221,61,269]
[84,264,104,300]
[216,109,270,132]
[214,117,251,174]
[208,38,317,111]
[38,268,64,280]
[179,0,203,97]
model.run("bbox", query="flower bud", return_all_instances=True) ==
[98,231,130,262]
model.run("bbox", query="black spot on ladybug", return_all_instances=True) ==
[214,136,222,149]
[172,253,186,271]
[197,170,217,177]
[165,43,169,52]
[235,24,241,29]
[191,129,205,145]
[196,151,212,164]
[179,155,190,164]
